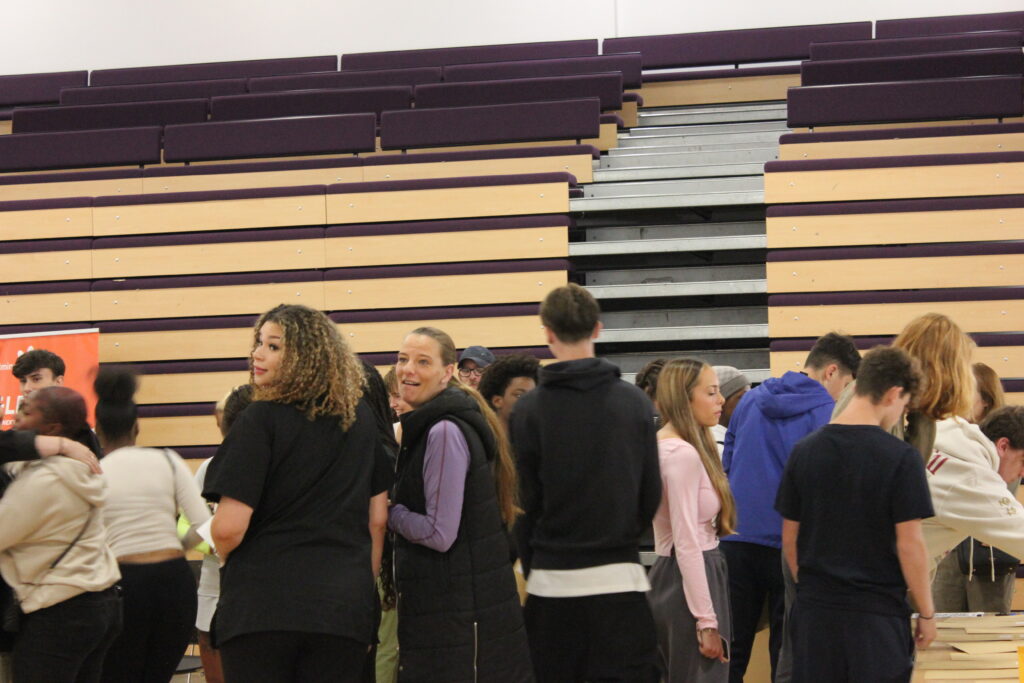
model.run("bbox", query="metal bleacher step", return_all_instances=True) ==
[592,161,768,183]
[607,134,784,156]
[570,233,766,257]
[637,101,788,127]
[597,305,769,343]
[599,146,778,170]
[582,221,765,243]
[624,119,788,139]
[572,175,764,211]
[584,264,767,300]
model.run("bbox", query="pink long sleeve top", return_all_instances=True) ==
[652,437,722,631]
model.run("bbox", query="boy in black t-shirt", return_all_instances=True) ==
[775,346,936,683]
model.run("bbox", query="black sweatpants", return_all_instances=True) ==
[219,631,367,683]
[720,541,785,683]
[524,591,660,683]
[100,557,197,683]
[790,600,914,683]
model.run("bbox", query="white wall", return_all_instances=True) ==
[4,0,1023,76]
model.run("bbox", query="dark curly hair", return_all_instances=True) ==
[477,354,541,406]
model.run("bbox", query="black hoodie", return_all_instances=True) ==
[510,357,661,574]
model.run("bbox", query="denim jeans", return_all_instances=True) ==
[13,586,122,683]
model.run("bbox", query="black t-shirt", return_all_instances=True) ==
[203,399,393,644]
[774,424,934,616]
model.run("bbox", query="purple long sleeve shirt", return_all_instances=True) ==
[388,420,470,553]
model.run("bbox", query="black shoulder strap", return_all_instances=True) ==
[50,508,94,569]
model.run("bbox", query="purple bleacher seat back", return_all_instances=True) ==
[209,87,412,122]
[89,55,338,87]
[12,99,208,134]
[414,73,622,111]
[379,98,601,150]
[0,71,88,106]
[800,49,1024,87]
[0,127,162,173]
[341,39,598,70]
[248,67,442,92]
[808,31,1024,60]
[163,114,376,162]
[786,75,1024,128]
[876,11,1024,39]
[442,54,643,90]
[602,22,872,69]
[60,78,248,106]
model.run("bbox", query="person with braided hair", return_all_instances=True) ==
[203,304,392,683]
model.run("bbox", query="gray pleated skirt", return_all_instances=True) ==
[648,547,731,683]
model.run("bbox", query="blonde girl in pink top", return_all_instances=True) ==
[648,358,738,682]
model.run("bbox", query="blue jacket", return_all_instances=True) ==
[722,371,834,549]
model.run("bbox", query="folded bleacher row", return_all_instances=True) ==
[2,9,1024,459]
[761,10,1024,410]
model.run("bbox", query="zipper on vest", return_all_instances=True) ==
[473,620,479,683]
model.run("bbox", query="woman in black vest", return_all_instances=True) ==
[389,326,532,682]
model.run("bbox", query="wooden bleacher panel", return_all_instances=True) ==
[100,324,254,363]
[778,126,1024,161]
[89,272,326,321]
[92,187,327,237]
[362,150,596,184]
[766,248,1024,293]
[764,153,1024,204]
[324,174,574,224]
[634,70,800,108]
[766,197,1024,249]
[91,228,327,278]
[0,239,92,283]
[0,198,93,241]
[768,290,1024,338]
[136,367,250,405]
[322,261,568,311]
[324,216,569,268]
[137,415,222,448]
[142,163,363,194]
[0,171,144,202]
[0,284,92,325]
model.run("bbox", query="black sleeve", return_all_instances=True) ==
[203,403,274,508]
[372,439,395,496]
[510,398,539,576]
[890,445,935,523]
[637,397,662,527]
[0,430,39,465]
[774,445,803,521]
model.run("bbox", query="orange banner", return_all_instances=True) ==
[0,329,99,429]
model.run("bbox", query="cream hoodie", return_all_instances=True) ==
[922,417,1024,569]
[0,457,120,613]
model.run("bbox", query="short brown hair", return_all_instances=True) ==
[540,283,600,343]
[981,405,1024,450]
[853,346,921,403]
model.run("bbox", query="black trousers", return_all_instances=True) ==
[220,631,368,683]
[524,592,660,683]
[719,541,785,683]
[12,586,122,683]
[790,600,914,683]
[100,557,197,683]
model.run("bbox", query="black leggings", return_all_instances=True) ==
[220,631,368,683]
[100,557,197,683]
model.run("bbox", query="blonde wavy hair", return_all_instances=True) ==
[407,327,521,527]
[893,313,975,421]
[656,358,737,537]
[251,304,364,429]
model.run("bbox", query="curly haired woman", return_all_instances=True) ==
[204,304,393,683]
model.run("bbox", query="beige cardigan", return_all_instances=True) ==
[0,458,120,613]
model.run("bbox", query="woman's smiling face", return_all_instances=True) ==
[395,333,454,409]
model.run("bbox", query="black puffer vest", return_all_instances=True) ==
[393,387,533,683]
